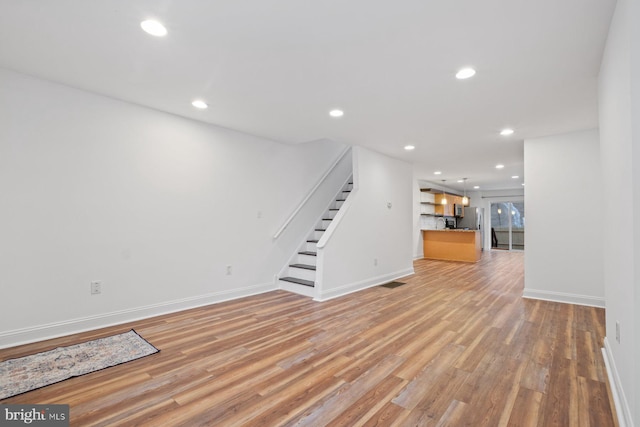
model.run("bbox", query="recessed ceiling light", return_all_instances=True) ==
[192,100,208,109]
[404,145,415,151]
[500,128,514,136]
[329,109,344,118]
[473,185,480,189]
[496,164,505,169]
[434,171,442,175]
[457,179,464,183]
[511,175,519,179]
[522,183,525,186]
[456,67,476,79]
[140,20,167,37]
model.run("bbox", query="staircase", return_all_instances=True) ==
[279,178,353,297]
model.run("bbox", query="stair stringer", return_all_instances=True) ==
[278,176,353,297]
[314,180,357,301]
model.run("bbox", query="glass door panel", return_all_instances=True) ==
[490,201,525,251]
[510,201,525,250]
[491,202,508,249]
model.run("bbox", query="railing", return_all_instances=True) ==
[273,146,351,239]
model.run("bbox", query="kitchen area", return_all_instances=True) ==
[419,187,484,262]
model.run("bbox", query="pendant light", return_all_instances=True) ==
[462,178,469,205]
[441,180,447,205]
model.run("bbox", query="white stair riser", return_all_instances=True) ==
[326,210,338,219]
[287,267,316,281]
[279,280,315,297]
[297,254,317,265]
[313,230,325,240]
[322,219,333,228]
[305,241,318,252]
[334,200,344,209]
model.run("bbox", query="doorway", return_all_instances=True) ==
[490,201,525,250]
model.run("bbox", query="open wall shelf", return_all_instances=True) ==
[420,188,464,198]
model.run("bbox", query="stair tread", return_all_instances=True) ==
[307,239,319,243]
[329,209,339,211]
[336,199,347,201]
[280,277,315,287]
[290,263,316,270]
[298,251,317,256]
[322,218,333,221]
[315,228,326,231]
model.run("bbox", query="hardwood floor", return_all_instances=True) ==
[1,251,617,426]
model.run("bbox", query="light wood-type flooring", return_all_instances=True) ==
[1,251,617,426]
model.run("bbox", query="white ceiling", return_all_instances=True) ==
[0,0,616,192]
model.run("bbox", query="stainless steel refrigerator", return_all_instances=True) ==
[457,207,484,249]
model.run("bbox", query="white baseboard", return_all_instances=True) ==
[315,267,415,302]
[522,288,605,308]
[602,337,633,427]
[0,282,275,349]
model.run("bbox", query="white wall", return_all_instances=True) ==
[598,0,638,424]
[316,147,414,300]
[412,176,424,258]
[523,130,604,307]
[633,3,640,425]
[0,68,347,347]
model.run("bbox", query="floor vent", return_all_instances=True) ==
[380,281,406,289]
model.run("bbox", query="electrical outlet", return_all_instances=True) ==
[226,265,232,275]
[90,281,102,295]
[616,321,621,343]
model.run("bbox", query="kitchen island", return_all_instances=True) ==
[422,229,482,262]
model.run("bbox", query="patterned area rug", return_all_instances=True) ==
[0,329,159,400]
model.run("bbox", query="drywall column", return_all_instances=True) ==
[633,3,640,425]
[523,129,604,307]
[598,0,638,423]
